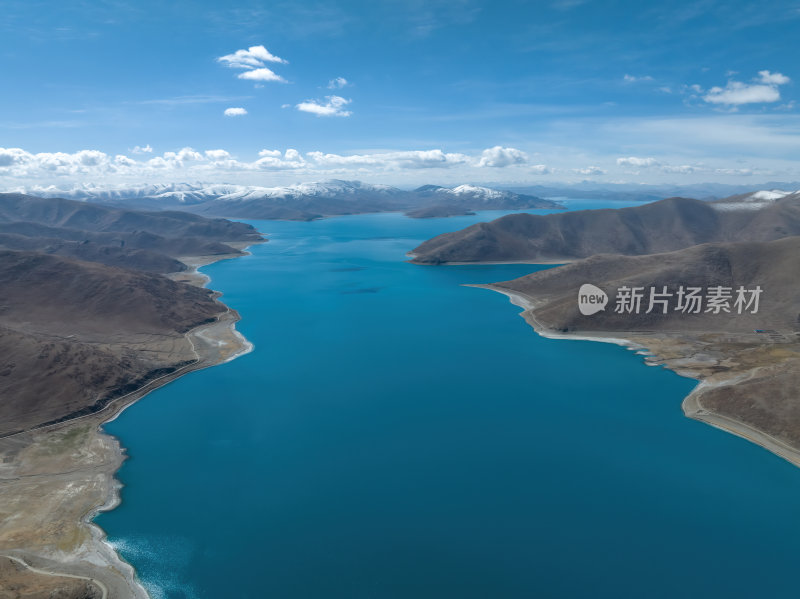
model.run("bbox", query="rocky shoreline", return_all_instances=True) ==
[0,245,260,598]
[479,284,800,469]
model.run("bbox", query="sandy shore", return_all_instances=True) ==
[683,380,800,468]
[472,283,800,469]
[0,242,262,598]
[408,253,572,266]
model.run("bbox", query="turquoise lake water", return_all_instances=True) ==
[97,206,800,598]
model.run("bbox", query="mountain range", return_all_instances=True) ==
[0,194,264,436]
[14,180,563,220]
[488,234,800,454]
[0,193,262,273]
[410,192,800,264]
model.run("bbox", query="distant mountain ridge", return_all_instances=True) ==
[0,193,262,272]
[711,189,799,211]
[13,180,563,220]
[0,249,225,436]
[0,194,264,436]
[410,193,800,264]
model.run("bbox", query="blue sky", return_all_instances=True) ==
[1,0,799,188]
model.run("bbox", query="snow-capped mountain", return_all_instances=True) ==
[437,184,514,200]
[712,189,799,211]
[10,180,562,220]
[22,180,404,204]
[414,184,561,208]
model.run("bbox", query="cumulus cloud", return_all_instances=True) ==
[617,156,659,167]
[758,70,790,85]
[218,45,288,86]
[115,155,137,167]
[703,71,790,106]
[224,107,248,116]
[255,149,306,170]
[161,148,203,164]
[704,82,781,105]
[306,149,470,169]
[296,95,352,117]
[237,68,286,83]
[573,166,606,175]
[204,149,231,161]
[0,147,30,167]
[0,147,113,176]
[477,146,528,167]
[714,167,754,176]
[623,74,654,83]
[0,145,550,184]
[217,45,287,69]
[327,77,349,89]
[131,144,152,154]
[660,164,700,174]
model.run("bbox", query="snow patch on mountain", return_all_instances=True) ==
[14,180,404,204]
[712,189,797,211]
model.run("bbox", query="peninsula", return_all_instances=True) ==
[0,194,264,597]
[411,190,800,465]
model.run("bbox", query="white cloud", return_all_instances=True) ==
[131,144,152,154]
[704,82,781,105]
[0,147,114,175]
[237,68,287,83]
[115,155,137,167]
[76,150,106,166]
[0,140,791,188]
[758,70,790,85]
[306,149,470,169]
[217,45,287,69]
[703,71,790,106]
[255,149,306,170]
[217,45,288,86]
[623,74,654,83]
[296,95,352,117]
[0,147,31,167]
[714,167,754,176]
[162,147,204,164]
[573,166,606,175]
[660,164,700,174]
[477,146,528,167]
[327,77,349,89]
[224,107,248,117]
[616,156,659,167]
[204,149,231,161]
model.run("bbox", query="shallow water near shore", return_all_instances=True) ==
[98,207,800,599]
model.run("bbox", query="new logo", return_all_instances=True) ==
[578,284,608,316]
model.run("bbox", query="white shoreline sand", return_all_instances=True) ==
[472,283,800,469]
[90,248,260,596]
[0,242,263,599]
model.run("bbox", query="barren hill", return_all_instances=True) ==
[411,195,800,263]
[0,250,226,436]
[0,193,262,272]
[485,236,800,459]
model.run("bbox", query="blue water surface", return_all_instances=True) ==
[97,206,800,599]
